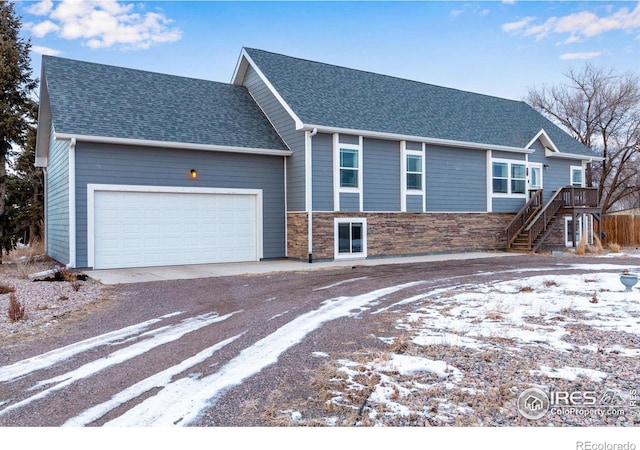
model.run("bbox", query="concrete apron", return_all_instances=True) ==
[84,252,518,285]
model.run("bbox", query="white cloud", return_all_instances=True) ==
[503,3,640,41]
[31,45,61,56]
[26,0,181,50]
[27,0,53,16]
[560,51,603,60]
[28,20,60,38]
[501,16,535,32]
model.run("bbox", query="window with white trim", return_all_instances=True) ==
[571,166,584,187]
[492,160,526,196]
[406,153,423,190]
[340,148,359,188]
[334,218,367,258]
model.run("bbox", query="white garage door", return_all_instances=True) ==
[93,190,258,269]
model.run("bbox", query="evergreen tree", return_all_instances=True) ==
[0,1,38,259]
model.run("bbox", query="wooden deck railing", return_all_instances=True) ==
[507,189,543,247]
[509,187,600,251]
[560,187,599,208]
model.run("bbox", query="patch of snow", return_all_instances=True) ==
[377,354,462,381]
[103,281,425,426]
[0,311,185,383]
[530,365,608,382]
[312,352,329,358]
[314,276,369,291]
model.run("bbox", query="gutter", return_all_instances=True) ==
[54,133,292,157]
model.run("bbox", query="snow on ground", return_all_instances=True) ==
[302,268,640,426]
[2,261,639,427]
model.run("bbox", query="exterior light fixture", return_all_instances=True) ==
[190,169,198,179]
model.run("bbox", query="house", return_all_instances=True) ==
[35,48,601,270]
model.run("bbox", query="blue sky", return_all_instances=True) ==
[16,1,640,101]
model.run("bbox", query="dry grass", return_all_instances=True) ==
[575,235,588,255]
[5,239,45,262]
[608,242,621,253]
[7,293,25,322]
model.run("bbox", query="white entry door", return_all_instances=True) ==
[92,188,260,269]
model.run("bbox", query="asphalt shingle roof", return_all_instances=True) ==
[244,48,595,158]
[42,56,288,151]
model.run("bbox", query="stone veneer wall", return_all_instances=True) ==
[286,212,515,261]
[286,212,308,260]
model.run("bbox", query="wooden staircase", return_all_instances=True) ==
[507,187,601,253]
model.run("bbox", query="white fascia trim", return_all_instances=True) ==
[546,150,604,161]
[526,128,559,152]
[86,184,264,269]
[301,124,533,154]
[528,128,602,161]
[54,133,292,157]
[232,50,304,129]
[68,138,77,268]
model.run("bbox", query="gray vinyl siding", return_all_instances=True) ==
[242,66,305,211]
[339,134,359,145]
[492,151,526,161]
[74,143,285,268]
[311,133,333,211]
[492,197,527,213]
[406,141,422,151]
[363,138,400,211]
[406,195,423,212]
[425,145,486,212]
[527,140,579,203]
[46,124,70,264]
[339,193,360,212]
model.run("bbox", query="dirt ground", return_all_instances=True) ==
[0,252,639,427]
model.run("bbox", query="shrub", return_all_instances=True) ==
[8,293,25,322]
[0,283,16,295]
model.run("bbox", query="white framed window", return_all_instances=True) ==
[492,159,526,196]
[334,218,367,259]
[528,163,543,191]
[333,135,363,212]
[406,152,423,191]
[401,142,426,212]
[340,148,359,188]
[571,165,585,187]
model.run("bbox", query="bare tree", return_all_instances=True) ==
[527,63,640,213]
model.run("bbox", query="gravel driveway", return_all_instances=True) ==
[0,254,639,427]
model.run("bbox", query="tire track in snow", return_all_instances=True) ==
[0,310,241,417]
[104,281,424,426]
[0,311,184,383]
[64,332,245,426]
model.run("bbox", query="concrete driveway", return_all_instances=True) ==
[84,251,518,284]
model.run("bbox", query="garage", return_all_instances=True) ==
[88,186,262,269]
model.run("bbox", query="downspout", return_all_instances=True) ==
[307,127,318,263]
[68,138,77,268]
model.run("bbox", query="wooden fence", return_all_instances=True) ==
[602,215,640,246]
